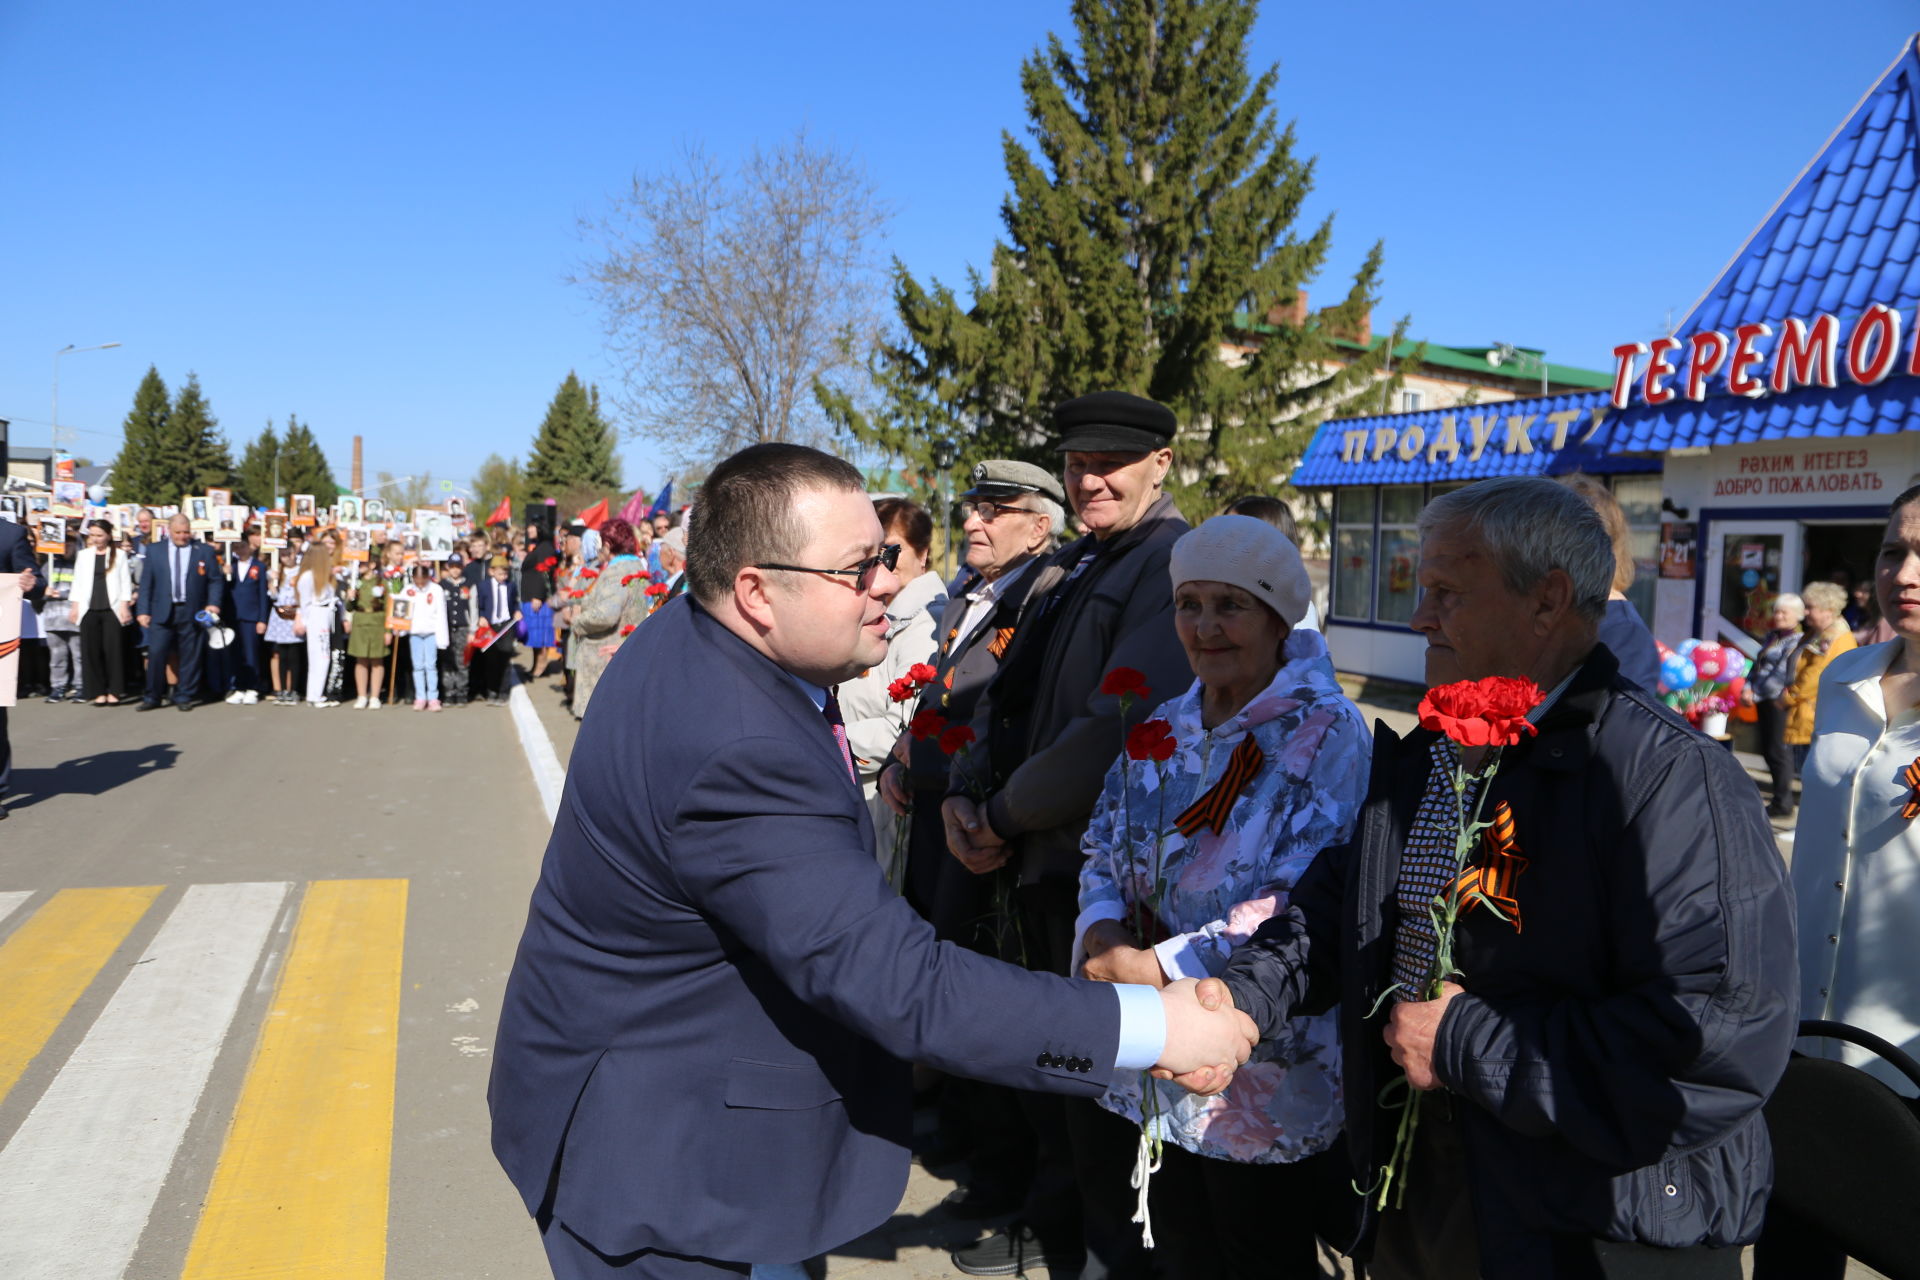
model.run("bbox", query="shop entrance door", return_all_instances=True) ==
[1701,521,1800,655]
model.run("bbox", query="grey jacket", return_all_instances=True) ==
[967,494,1191,885]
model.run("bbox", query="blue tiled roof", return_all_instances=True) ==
[1291,391,1661,486]
[1677,35,1919,347]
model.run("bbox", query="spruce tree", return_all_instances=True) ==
[526,372,621,500]
[235,423,281,508]
[109,366,174,506]
[170,373,235,497]
[276,415,338,502]
[823,0,1410,508]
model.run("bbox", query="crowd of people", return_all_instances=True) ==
[4,506,687,718]
[485,389,1920,1280]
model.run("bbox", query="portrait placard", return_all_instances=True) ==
[260,511,289,550]
[289,495,317,528]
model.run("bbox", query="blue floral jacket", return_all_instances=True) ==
[1075,629,1370,1163]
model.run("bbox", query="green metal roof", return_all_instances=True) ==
[1226,311,1613,389]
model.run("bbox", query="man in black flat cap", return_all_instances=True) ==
[942,392,1194,1278]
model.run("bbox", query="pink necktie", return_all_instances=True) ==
[821,687,857,783]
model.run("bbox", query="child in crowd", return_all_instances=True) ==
[264,552,305,704]
[400,563,449,711]
[439,555,472,706]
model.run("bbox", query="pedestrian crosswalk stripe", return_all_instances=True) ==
[182,878,408,1280]
[0,885,163,1104]
[0,882,292,1280]
[0,889,32,928]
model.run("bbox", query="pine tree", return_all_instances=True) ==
[823,0,1410,509]
[235,423,281,508]
[526,372,622,500]
[277,415,338,503]
[170,373,235,498]
[108,366,174,506]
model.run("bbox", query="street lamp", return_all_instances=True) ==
[931,438,958,577]
[52,341,123,469]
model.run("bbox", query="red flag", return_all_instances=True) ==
[579,498,610,530]
[485,496,511,527]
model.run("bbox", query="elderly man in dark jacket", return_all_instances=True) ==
[942,391,1192,1278]
[1192,477,1797,1279]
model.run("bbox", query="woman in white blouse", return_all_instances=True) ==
[293,544,339,708]
[69,518,134,704]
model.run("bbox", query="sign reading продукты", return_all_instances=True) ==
[1336,405,1612,466]
[1610,304,1918,410]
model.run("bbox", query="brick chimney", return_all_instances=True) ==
[1265,289,1309,328]
[351,435,363,492]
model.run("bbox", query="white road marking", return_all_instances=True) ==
[0,890,32,928]
[0,881,291,1280]
[507,667,565,824]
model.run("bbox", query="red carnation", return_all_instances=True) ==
[938,724,976,755]
[908,662,938,687]
[909,709,948,740]
[646,582,669,597]
[1125,719,1177,762]
[887,677,915,703]
[1101,666,1150,700]
[536,555,558,573]
[620,624,635,636]
[622,572,646,587]
[1417,677,1544,748]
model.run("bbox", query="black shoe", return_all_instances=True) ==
[950,1224,1082,1277]
[45,691,66,703]
[176,700,194,712]
[939,1184,1023,1222]
[136,700,161,712]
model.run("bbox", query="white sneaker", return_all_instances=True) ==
[225,690,245,704]
[242,690,259,704]
[312,699,338,709]
[354,696,369,709]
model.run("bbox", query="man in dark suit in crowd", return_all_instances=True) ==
[1,516,45,819]
[490,443,1256,1280]
[135,514,225,711]
[472,555,519,704]
[221,526,269,704]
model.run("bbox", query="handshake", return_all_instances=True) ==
[1151,977,1258,1095]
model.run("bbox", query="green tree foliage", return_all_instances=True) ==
[169,373,234,498]
[823,0,1412,510]
[235,423,281,508]
[276,415,338,504]
[526,373,621,500]
[376,471,437,514]
[108,366,173,506]
[470,453,531,523]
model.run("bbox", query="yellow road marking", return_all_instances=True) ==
[182,879,408,1280]
[0,886,162,1103]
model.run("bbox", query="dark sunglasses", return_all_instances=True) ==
[755,542,902,588]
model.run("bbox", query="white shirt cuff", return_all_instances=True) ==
[1110,983,1167,1072]
[1152,933,1214,983]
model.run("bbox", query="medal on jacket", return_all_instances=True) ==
[1451,800,1527,932]
[1172,736,1265,837]
[1902,757,1920,820]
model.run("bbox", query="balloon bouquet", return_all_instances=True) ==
[1655,638,1752,737]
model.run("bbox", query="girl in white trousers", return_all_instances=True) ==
[294,545,339,707]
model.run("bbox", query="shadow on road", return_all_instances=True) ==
[5,743,181,810]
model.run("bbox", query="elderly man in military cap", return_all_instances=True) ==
[940,392,1194,1278]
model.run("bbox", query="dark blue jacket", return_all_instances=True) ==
[473,575,518,631]
[489,596,1121,1264]
[227,555,270,623]
[135,540,226,619]
[1,520,47,607]
[1223,645,1798,1276]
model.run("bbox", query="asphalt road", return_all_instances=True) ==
[0,692,552,1279]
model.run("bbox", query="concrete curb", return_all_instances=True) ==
[506,668,565,825]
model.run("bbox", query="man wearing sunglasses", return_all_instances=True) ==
[491,441,1258,1280]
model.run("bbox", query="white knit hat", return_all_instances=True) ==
[1169,514,1311,627]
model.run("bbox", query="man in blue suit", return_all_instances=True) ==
[1,517,45,818]
[490,444,1258,1280]
[134,514,225,711]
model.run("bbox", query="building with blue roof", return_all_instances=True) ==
[1302,33,1920,685]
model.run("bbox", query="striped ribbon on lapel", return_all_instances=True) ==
[0,639,18,660]
[987,625,1017,659]
[1172,736,1264,838]
[1451,800,1528,932]
[1902,756,1920,820]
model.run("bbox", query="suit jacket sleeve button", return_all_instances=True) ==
[1035,1053,1051,1068]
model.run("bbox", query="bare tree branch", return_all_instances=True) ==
[575,129,891,465]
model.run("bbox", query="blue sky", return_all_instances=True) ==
[3,2,1914,498]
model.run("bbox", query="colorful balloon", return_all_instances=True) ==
[1659,653,1698,693]
[1692,645,1726,681]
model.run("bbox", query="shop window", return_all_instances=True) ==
[1610,475,1662,623]
[1332,487,1375,621]
[1375,485,1423,624]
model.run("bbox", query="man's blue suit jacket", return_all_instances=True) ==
[490,596,1122,1264]
[135,540,226,619]
[227,556,270,622]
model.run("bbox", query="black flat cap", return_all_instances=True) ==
[1052,391,1177,454]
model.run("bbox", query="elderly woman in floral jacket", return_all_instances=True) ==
[1074,515,1369,1280]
